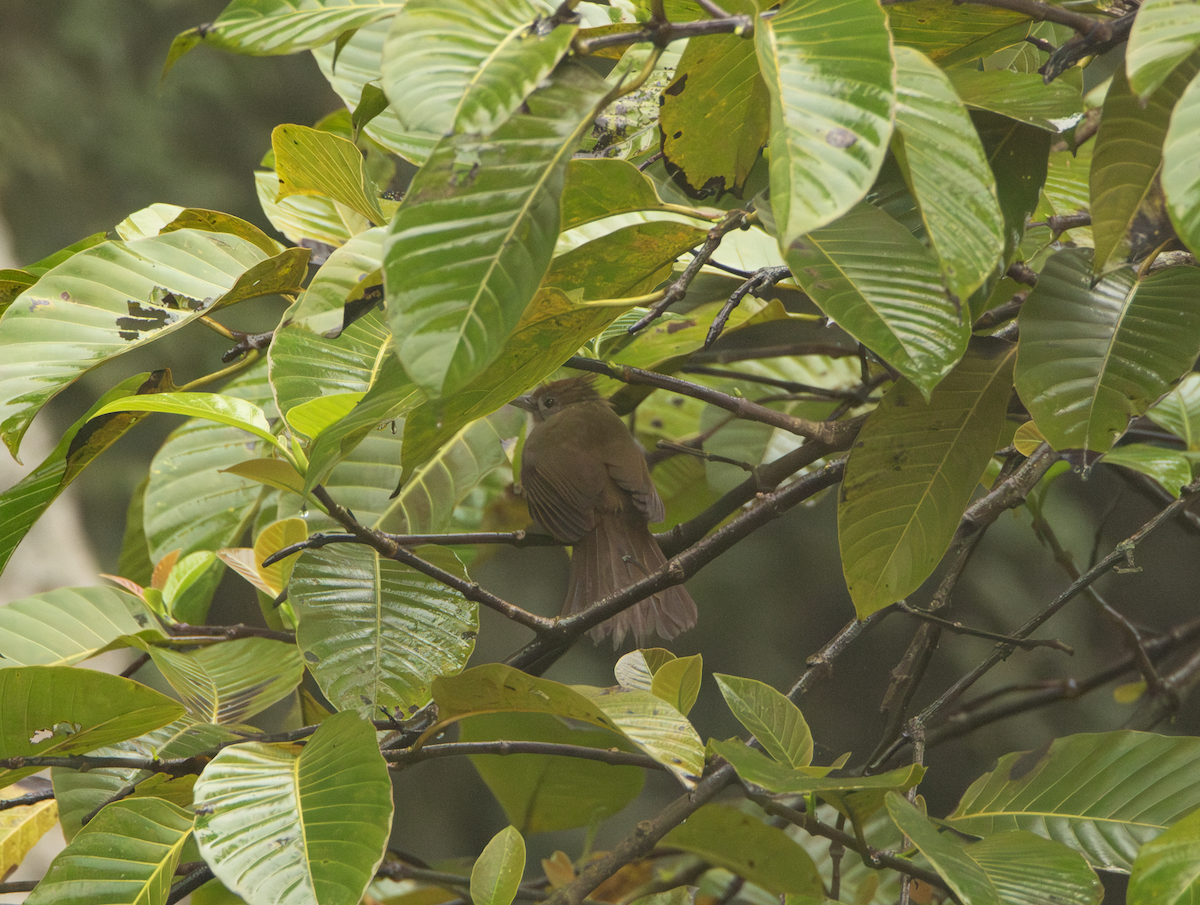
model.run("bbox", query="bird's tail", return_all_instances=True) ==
[564,508,697,648]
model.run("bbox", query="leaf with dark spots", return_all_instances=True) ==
[666,319,696,334]
[665,73,688,97]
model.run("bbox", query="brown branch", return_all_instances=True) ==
[0,788,55,811]
[1040,10,1135,83]
[386,740,663,770]
[894,601,1073,653]
[629,209,752,333]
[310,487,556,634]
[565,356,863,447]
[962,0,1115,37]
[166,623,296,644]
[263,529,561,566]
[706,266,792,347]
[573,14,754,56]
[690,343,862,364]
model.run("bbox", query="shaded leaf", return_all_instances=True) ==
[970,831,1103,905]
[1129,806,1200,905]
[714,674,813,769]
[193,710,393,905]
[755,0,895,247]
[840,337,1015,617]
[662,804,823,896]
[561,159,664,230]
[1148,373,1200,449]
[1100,444,1195,496]
[886,792,1001,905]
[290,544,477,717]
[947,69,1083,131]
[945,730,1200,872]
[1127,0,1200,99]
[712,739,923,798]
[1014,248,1200,455]
[887,2,1030,66]
[786,203,969,399]
[383,0,576,136]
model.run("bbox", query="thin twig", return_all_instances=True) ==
[167,864,214,905]
[894,601,1073,653]
[386,740,662,770]
[264,529,562,566]
[573,14,754,55]
[0,788,55,811]
[706,265,792,347]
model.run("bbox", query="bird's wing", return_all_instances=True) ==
[604,446,665,524]
[523,460,597,543]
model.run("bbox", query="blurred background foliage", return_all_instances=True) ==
[2,0,1197,881]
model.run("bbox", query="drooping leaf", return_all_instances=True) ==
[659,0,768,199]
[785,203,969,399]
[946,69,1083,132]
[24,797,194,905]
[382,0,576,136]
[290,544,477,717]
[0,370,169,575]
[0,230,279,458]
[974,110,1051,260]
[255,169,371,248]
[662,804,824,896]
[193,710,393,905]
[649,655,703,718]
[1148,373,1200,449]
[143,637,304,726]
[1129,807,1200,905]
[1091,52,1200,272]
[1162,67,1200,257]
[945,730,1200,872]
[893,46,1005,302]
[470,825,526,905]
[714,674,813,769]
[0,587,158,669]
[461,712,644,835]
[313,17,440,165]
[1014,248,1200,455]
[969,831,1104,905]
[755,0,895,248]
[886,2,1030,66]
[576,686,705,787]
[1127,0,1200,99]
[0,667,185,787]
[273,124,385,225]
[840,337,1015,617]
[385,61,611,396]
[886,792,1002,905]
[432,664,621,734]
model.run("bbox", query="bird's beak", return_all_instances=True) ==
[511,392,538,413]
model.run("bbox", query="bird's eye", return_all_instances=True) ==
[542,396,556,409]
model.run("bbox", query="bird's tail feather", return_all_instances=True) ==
[564,509,697,648]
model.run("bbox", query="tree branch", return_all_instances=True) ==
[386,740,663,770]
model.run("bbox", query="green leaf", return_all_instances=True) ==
[561,159,665,230]
[840,337,1015,617]
[0,230,276,458]
[471,825,526,905]
[0,667,185,787]
[52,717,234,842]
[161,550,220,621]
[268,227,389,418]
[1148,373,1200,449]
[385,61,611,396]
[1014,248,1200,455]
[142,368,275,565]
[193,710,393,905]
[25,798,194,905]
[1163,65,1200,257]
[0,784,59,873]
[576,687,705,787]
[1043,140,1094,245]
[886,792,1001,905]
[290,544,477,716]
[313,17,440,165]
[1127,0,1200,99]
[286,392,366,440]
[714,674,813,769]
[160,207,286,256]
[144,637,304,726]
[970,831,1103,905]
[649,655,703,718]
[461,712,644,834]
[664,804,824,896]
[786,203,969,398]
[711,738,924,798]
[946,69,1083,131]
[0,587,158,668]
[382,0,577,136]
[272,124,385,225]
[755,0,895,247]
[945,730,1200,872]
[893,47,1005,302]
[1101,444,1195,496]
[163,0,396,81]
[1129,806,1200,905]
[614,648,679,692]
[0,370,166,575]
[255,169,371,247]
[433,664,621,733]
[660,1,769,199]
[1091,52,1200,272]
[887,2,1030,66]
[91,392,283,452]
[974,110,1051,260]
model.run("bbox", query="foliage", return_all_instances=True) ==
[4,1,1200,904]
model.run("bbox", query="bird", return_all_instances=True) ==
[515,376,697,648]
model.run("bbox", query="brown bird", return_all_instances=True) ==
[515,377,697,647]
